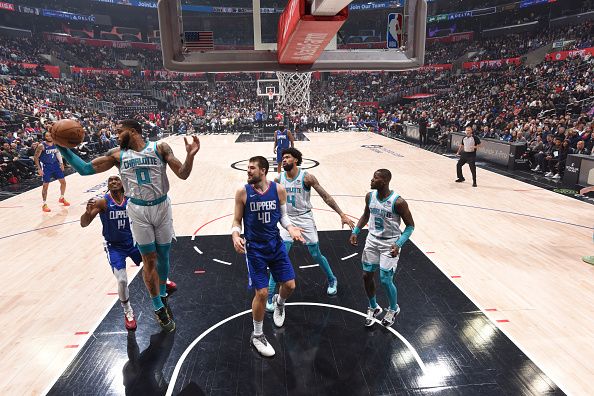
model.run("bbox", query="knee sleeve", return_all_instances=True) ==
[113,268,129,302]
[155,243,171,281]
[380,268,394,285]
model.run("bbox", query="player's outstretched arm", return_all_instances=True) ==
[80,197,107,227]
[57,146,120,175]
[349,192,371,246]
[277,183,305,243]
[231,187,246,254]
[391,197,415,257]
[305,173,355,229]
[158,136,199,180]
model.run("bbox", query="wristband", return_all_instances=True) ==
[352,226,361,235]
[231,226,242,235]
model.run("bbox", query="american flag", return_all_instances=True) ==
[184,31,214,51]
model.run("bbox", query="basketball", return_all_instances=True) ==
[50,119,85,148]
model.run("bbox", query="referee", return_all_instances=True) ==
[455,126,480,187]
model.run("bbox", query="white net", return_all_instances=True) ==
[276,71,312,111]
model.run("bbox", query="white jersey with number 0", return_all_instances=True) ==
[119,142,169,201]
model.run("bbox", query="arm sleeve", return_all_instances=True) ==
[396,225,414,248]
[279,203,292,229]
[57,146,96,175]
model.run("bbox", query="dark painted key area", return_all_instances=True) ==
[48,231,563,396]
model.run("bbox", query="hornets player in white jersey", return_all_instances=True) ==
[349,169,415,328]
[54,119,200,332]
[266,148,355,311]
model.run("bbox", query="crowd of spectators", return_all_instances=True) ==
[0,19,592,187]
[0,20,590,72]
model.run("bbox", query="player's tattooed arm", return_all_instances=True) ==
[33,144,43,176]
[90,147,120,173]
[80,197,107,227]
[305,173,355,229]
[159,137,199,180]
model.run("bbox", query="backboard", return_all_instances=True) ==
[158,0,426,73]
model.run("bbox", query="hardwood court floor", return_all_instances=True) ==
[48,233,562,395]
[0,132,592,395]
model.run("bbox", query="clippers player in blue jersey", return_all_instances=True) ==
[34,131,69,212]
[80,175,141,330]
[350,169,415,328]
[232,156,304,357]
[80,175,178,331]
[54,119,199,332]
[273,122,294,174]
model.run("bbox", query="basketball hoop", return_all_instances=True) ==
[276,71,312,111]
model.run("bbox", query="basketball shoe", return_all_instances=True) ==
[154,307,175,332]
[42,204,51,212]
[166,279,177,294]
[381,305,401,327]
[583,256,594,265]
[365,306,383,327]
[272,294,285,327]
[125,310,137,331]
[161,295,173,319]
[58,197,70,206]
[327,278,338,295]
[251,332,275,357]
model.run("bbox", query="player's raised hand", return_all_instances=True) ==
[85,198,96,214]
[288,226,305,243]
[232,234,246,254]
[340,214,355,230]
[184,135,200,157]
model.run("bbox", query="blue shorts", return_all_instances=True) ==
[42,165,64,183]
[245,237,295,290]
[104,242,142,271]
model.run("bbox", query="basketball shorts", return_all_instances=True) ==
[41,164,64,183]
[245,237,295,290]
[104,241,142,271]
[279,211,318,245]
[362,234,400,272]
[127,197,175,250]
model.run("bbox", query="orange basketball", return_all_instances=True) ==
[51,119,85,148]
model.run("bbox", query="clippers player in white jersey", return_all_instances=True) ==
[349,169,415,328]
[266,148,355,311]
[54,119,200,332]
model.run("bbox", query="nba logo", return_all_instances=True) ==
[387,13,403,49]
